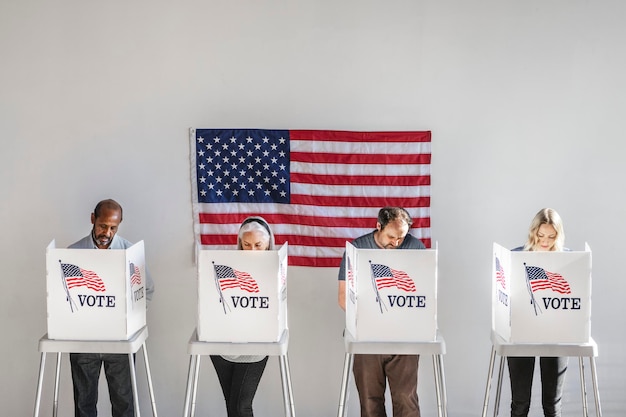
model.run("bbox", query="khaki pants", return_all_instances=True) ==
[353,354,421,417]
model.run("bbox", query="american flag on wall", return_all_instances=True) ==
[190,129,431,267]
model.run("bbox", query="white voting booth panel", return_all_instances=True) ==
[345,243,438,342]
[46,240,147,341]
[197,243,288,343]
[492,243,592,344]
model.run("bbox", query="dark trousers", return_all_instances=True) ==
[210,355,269,417]
[507,356,568,417]
[70,353,134,417]
[353,354,421,417]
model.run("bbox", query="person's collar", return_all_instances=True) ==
[372,230,381,249]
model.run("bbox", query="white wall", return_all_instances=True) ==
[2,0,625,416]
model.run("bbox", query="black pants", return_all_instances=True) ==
[507,356,568,417]
[210,355,268,417]
[70,353,134,417]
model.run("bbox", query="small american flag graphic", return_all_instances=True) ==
[495,256,506,289]
[525,265,571,294]
[371,263,416,292]
[214,264,260,293]
[347,256,355,288]
[61,263,106,292]
[129,262,142,287]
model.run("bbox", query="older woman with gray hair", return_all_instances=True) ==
[210,216,275,417]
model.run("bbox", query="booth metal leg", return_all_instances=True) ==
[481,346,497,417]
[437,355,448,417]
[279,354,296,417]
[141,343,158,417]
[33,352,47,417]
[129,353,141,417]
[579,357,589,417]
[493,356,505,417]
[432,355,442,417]
[52,353,62,417]
[190,355,202,417]
[590,357,602,417]
[337,353,354,417]
[432,354,447,417]
[182,355,197,417]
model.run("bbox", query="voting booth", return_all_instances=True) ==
[492,243,592,344]
[197,243,288,343]
[45,240,147,341]
[344,242,438,342]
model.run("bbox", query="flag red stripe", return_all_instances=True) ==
[290,130,431,143]
[201,234,354,248]
[201,235,236,245]
[198,213,431,228]
[66,278,106,292]
[530,281,552,291]
[290,195,430,207]
[291,173,431,186]
[375,278,396,289]
[219,279,239,290]
[391,268,410,276]
[238,285,260,293]
[200,234,430,249]
[290,152,431,165]
[276,235,358,247]
[289,255,338,267]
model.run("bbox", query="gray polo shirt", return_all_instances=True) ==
[337,231,425,281]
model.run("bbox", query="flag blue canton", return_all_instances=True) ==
[195,129,291,204]
[371,263,394,278]
[526,265,549,281]
[214,264,237,279]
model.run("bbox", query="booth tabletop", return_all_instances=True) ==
[38,326,148,354]
[344,331,446,355]
[187,328,289,356]
[490,330,598,357]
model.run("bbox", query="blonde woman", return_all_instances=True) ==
[210,216,274,417]
[508,208,568,417]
